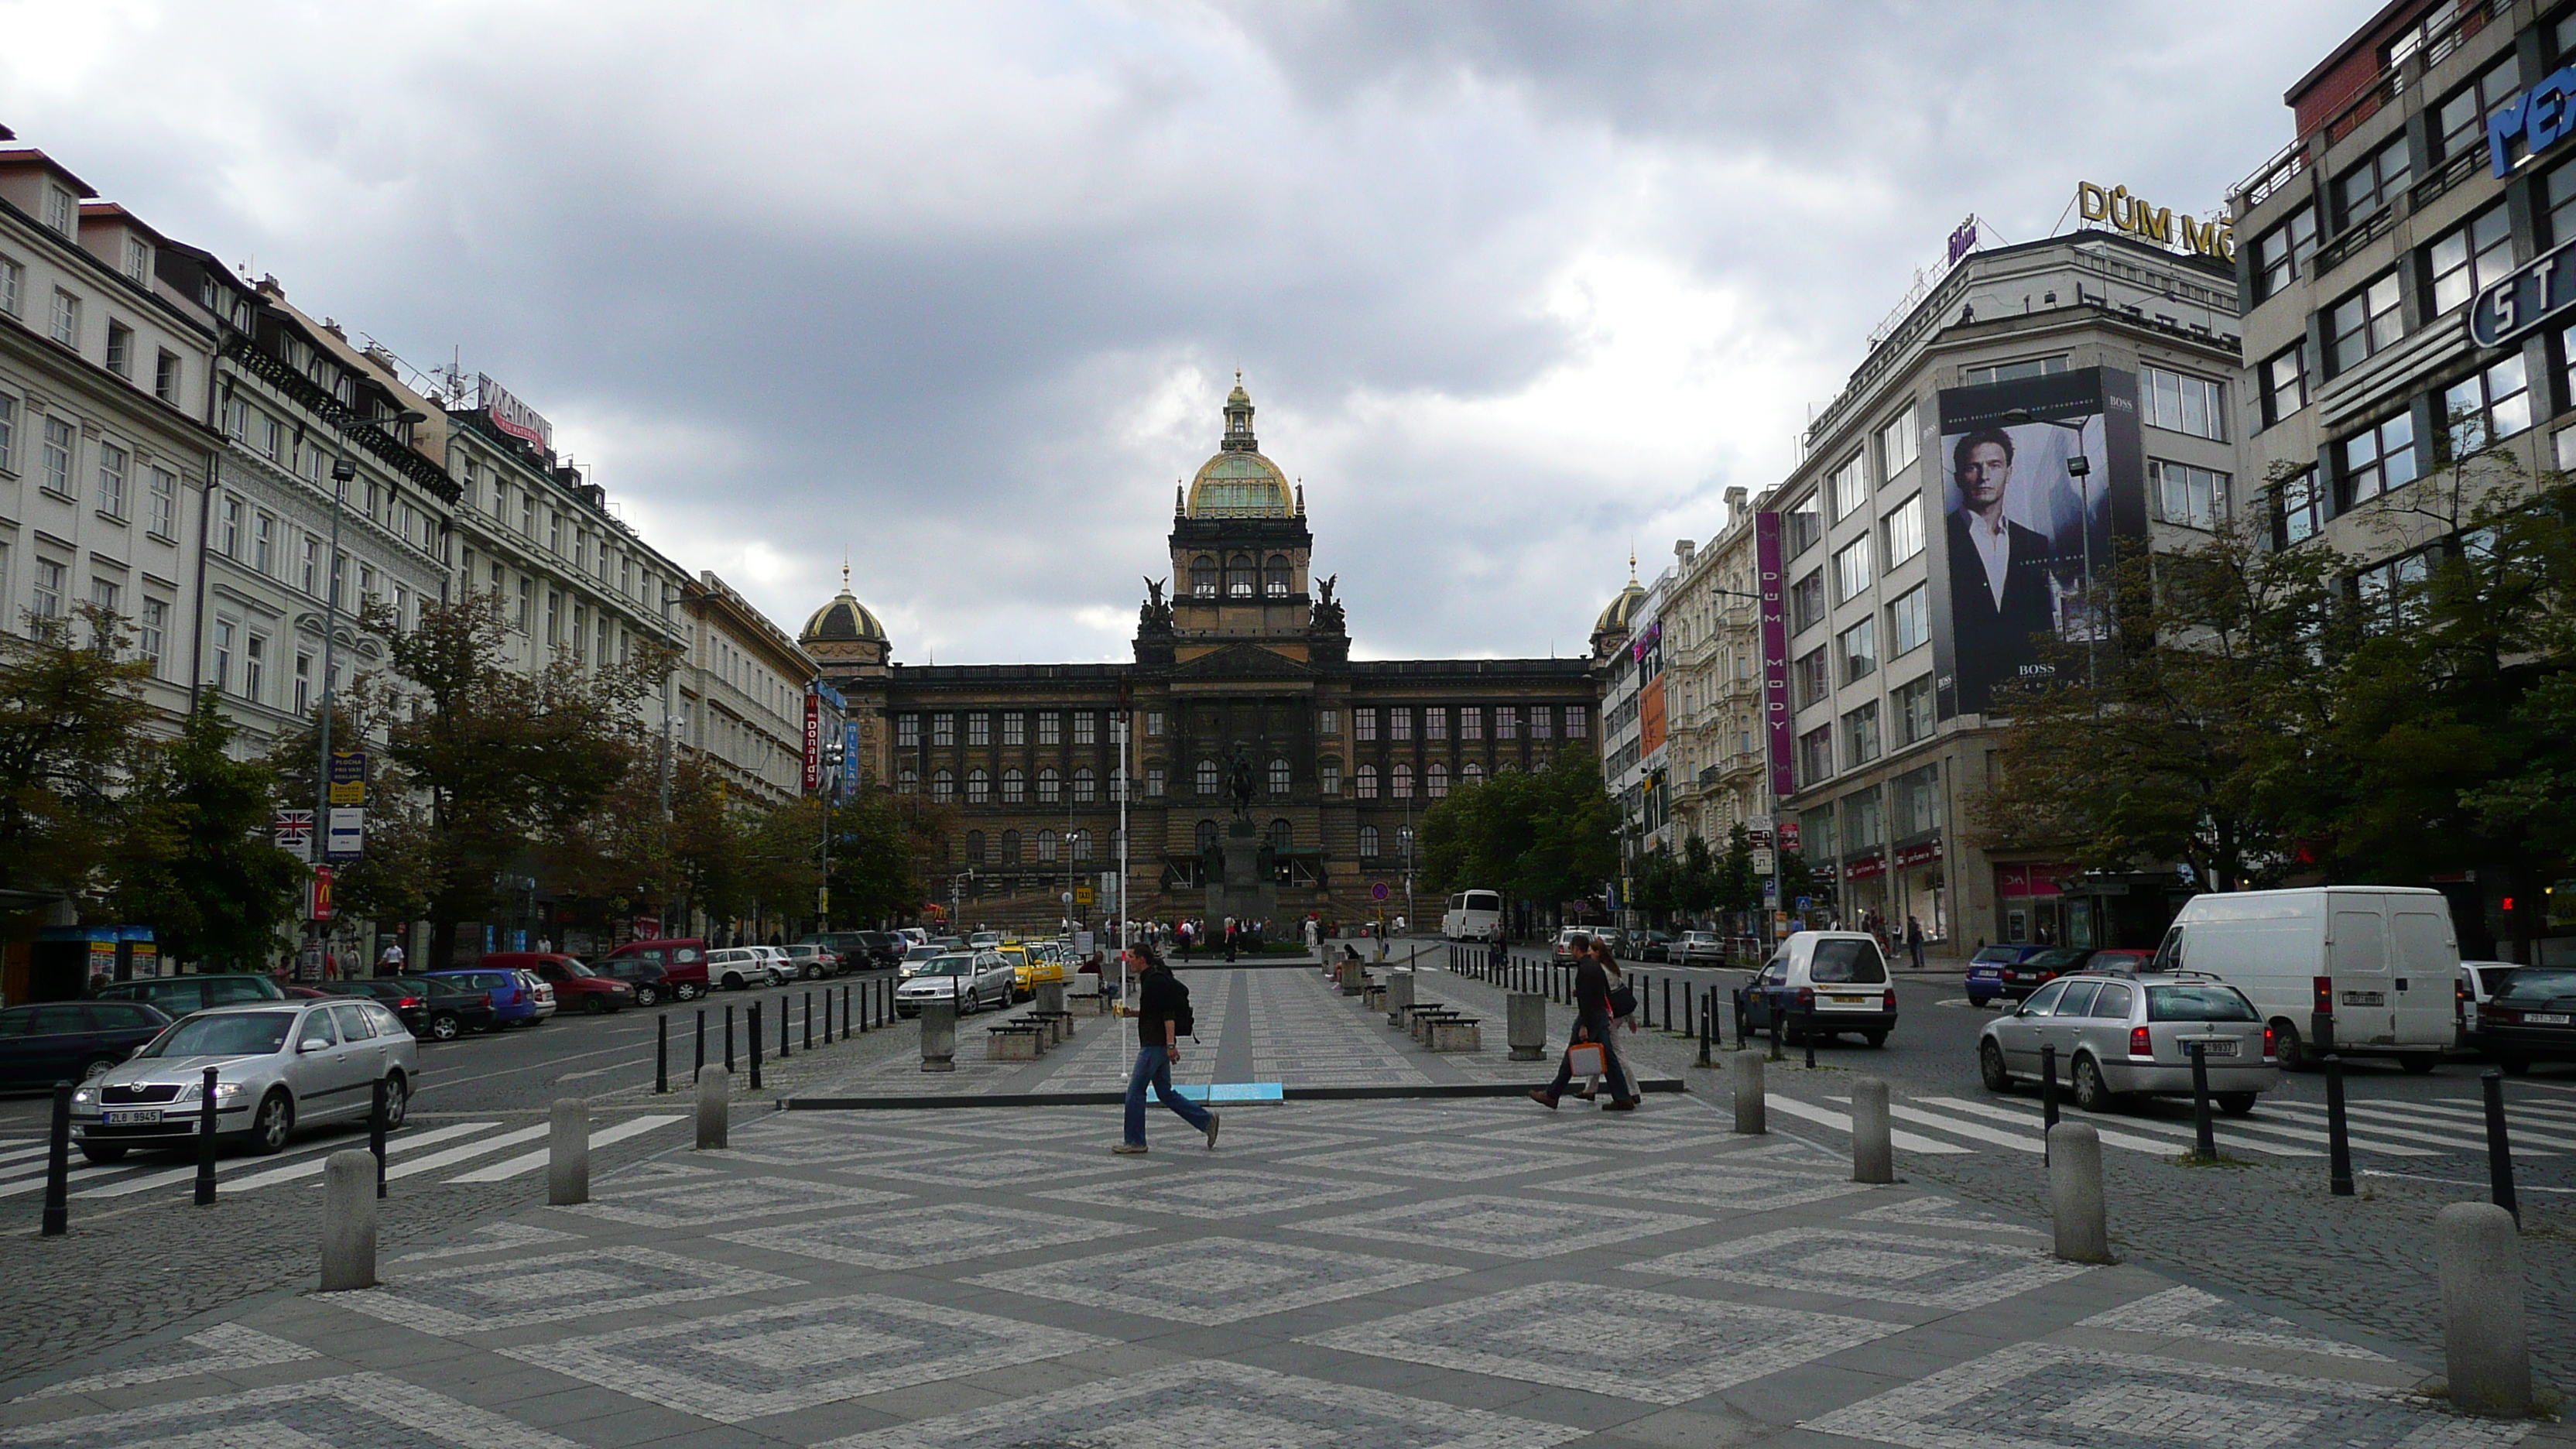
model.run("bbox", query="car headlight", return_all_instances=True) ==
[72,1087,95,1105]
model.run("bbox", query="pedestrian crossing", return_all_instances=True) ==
[1767,1085,2576,1163]
[0,1114,685,1201]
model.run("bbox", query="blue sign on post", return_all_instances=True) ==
[841,721,861,802]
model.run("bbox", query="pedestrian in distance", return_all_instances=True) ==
[1905,915,1926,971]
[1530,933,1636,1111]
[1115,944,1218,1155]
[1575,937,1639,1101]
[375,938,406,978]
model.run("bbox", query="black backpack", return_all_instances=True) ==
[1164,971,1196,1039]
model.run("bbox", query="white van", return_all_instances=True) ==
[2150,887,2457,1072]
[1443,890,1502,940]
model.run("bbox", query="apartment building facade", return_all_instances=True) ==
[682,570,822,810]
[1658,491,1773,852]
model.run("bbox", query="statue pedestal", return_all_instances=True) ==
[1205,819,1279,933]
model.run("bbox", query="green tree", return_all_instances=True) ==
[0,608,155,899]
[828,792,946,925]
[1419,748,1617,916]
[106,694,303,968]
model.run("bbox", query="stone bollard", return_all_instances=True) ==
[1506,993,1547,1061]
[1036,979,1066,1019]
[319,1149,377,1291]
[2047,1121,2112,1264]
[1728,1050,1766,1135]
[1850,1077,1894,1184]
[2437,1202,2530,1417]
[1385,971,1416,1026]
[920,1000,958,1073]
[549,1098,590,1206]
[694,1064,730,1149]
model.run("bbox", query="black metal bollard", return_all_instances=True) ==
[2324,1053,2354,1196]
[192,1065,220,1205]
[880,977,889,1028]
[656,1015,670,1094]
[841,983,851,1040]
[1803,1006,1817,1070]
[1769,1002,1783,1062]
[694,1009,707,1077]
[724,1005,736,1072]
[2040,1044,2060,1165]
[2482,1068,2519,1224]
[41,1081,70,1237]
[779,995,791,1058]
[1698,990,1713,1067]
[749,1002,764,1091]
[1663,978,1673,1033]
[370,1077,389,1199]
[2188,1043,2216,1160]
[805,991,814,1051]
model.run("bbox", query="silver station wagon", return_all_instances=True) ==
[70,999,416,1162]
[1978,971,2276,1115]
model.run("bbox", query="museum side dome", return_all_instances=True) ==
[800,569,887,645]
[1184,377,1294,519]
[1594,577,1646,639]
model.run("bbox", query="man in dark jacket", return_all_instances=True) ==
[1945,427,2058,711]
[1530,934,1636,1111]
[1115,946,1218,1154]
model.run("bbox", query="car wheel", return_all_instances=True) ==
[1863,1031,1889,1049]
[248,1090,294,1154]
[2071,1055,2115,1112]
[722,973,745,992]
[2270,1019,2310,1072]
[2499,1055,2530,1076]
[80,1055,121,1081]
[77,1142,128,1164]
[675,981,703,1002]
[2215,1091,2258,1116]
[429,1012,461,1042]
[1978,1039,2012,1091]
[632,985,659,1008]
[2399,1053,2437,1075]
[585,994,612,1015]
[379,1073,409,1129]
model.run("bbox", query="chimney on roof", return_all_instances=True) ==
[1724,485,1748,526]
[321,317,348,341]
[1675,539,1696,566]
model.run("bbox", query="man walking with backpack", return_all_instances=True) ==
[1115,944,1218,1154]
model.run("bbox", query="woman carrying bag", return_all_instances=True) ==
[1530,934,1638,1112]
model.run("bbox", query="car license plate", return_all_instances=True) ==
[1831,995,1870,1006]
[2340,990,2386,1007]
[103,1109,162,1125]
[2528,1012,2572,1026]
[2182,1037,2239,1058]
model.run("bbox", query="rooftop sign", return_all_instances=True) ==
[477,372,553,452]
[2074,182,2233,262]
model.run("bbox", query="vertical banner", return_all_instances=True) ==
[841,720,861,802]
[1755,510,1795,802]
[802,690,823,793]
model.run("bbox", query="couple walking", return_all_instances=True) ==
[1529,933,1640,1112]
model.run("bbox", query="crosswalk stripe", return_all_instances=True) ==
[440,1115,685,1183]
[0,1142,55,1168]
[2264,1101,2557,1155]
[0,1156,146,1197]
[2344,1101,2576,1152]
[1879,1101,2043,1154]
[2448,1098,2576,1128]
[2043,1109,2323,1158]
[384,1122,550,1180]
[80,1121,500,1198]
[2180,1112,2434,1156]
[1913,1097,2185,1156]
[1762,1094,1972,1153]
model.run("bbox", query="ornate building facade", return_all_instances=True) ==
[804,382,1597,930]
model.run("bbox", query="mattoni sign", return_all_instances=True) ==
[477,373,554,452]
[2073,182,2233,262]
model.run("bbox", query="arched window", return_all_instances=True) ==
[1037,768,1061,804]
[930,769,954,803]
[1073,767,1097,803]
[897,766,919,795]
[965,831,985,863]
[1269,818,1293,851]
[1462,761,1485,786]
[1070,830,1092,862]
[965,768,990,804]
[1001,768,1026,804]
[1196,819,1220,852]
[1227,554,1255,597]
[1356,765,1380,799]
[1358,825,1381,857]
[1391,763,1413,798]
[1001,829,1021,865]
[1265,554,1292,595]
[1269,757,1291,795]
[1037,829,1059,862]
[1196,759,1219,795]
[1427,762,1450,799]
[1190,556,1217,596]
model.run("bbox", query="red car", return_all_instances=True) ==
[603,938,711,1001]
[482,952,635,1015]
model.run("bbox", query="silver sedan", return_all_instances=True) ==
[70,999,418,1162]
[1978,971,2276,1114]
[894,951,1016,1018]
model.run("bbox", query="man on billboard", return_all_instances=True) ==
[1944,427,2056,709]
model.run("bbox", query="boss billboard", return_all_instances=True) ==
[1927,367,2148,718]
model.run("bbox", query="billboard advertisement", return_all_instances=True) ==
[1638,675,1667,757]
[1929,368,2146,718]
[1755,511,1794,801]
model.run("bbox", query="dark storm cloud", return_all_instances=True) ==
[2,1,2358,664]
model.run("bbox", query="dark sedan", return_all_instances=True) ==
[324,978,498,1042]
[2479,968,2576,1074]
[0,1001,175,1089]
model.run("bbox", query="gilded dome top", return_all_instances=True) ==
[1594,579,1646,638]
[1184,375,1295,519]
[801,568,886,644]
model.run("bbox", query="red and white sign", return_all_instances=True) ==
[308,865,336,923]
[802,691,823,793]
[478,373,553,451]
[633,916,662,941]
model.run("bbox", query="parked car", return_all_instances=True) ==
[968,931,1005,950]
[2152,886,2456,1071]
[325,976,495,1041]
[1977,946,2090,1006]
[422,968,548,1029]
[898,943,947,978]
[603,938,711,1002]
[592,956,673,1008]
[1963,944,2060,1007]
[1675,930,1728,968]
[802,930,889,969]
[705,947,784,991]
[779,944,838,981]
[519,972,560,1023]
[2080,948,2158,975]
[1551,927,1596,962]
[2457,961,2521,1053]
[91,974,286,1014]
[999,943,1064,1000]
[1978,971,2278,1114]
[894,951,1016,1017]
[0,1001,173,1088]
[2478,967,2576,1074]
[70,999,417,1160]
[485,954,635,1015]
[1735,932,1897,1047]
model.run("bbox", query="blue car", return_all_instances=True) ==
[420,968,546,1029]
[1964,944,2059,1007]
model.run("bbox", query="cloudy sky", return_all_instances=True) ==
[5,1,2357,664]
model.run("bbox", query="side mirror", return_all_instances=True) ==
[298,1037,331,1053]
[127,1045,146,1060]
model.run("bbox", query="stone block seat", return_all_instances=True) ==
[984,1023,1049,1060]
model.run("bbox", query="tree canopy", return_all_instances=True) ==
[1419,747,1618,911]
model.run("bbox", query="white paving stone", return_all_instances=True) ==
[964,1235,1466,1324]
[2078,1286,2396,1362]
[1293,1193,1704,1256]
[717,1203,1144,1269]
[0,1373,583,1447]
[1633,1226,2091,1308]
[329,1245,803,1334]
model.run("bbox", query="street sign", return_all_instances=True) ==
[325,807,365,862]
[1778,820,1802,851]
[1749,848,1776,875]
[1074,886,1095,906]
[309,865,335,922]
[1370,882,1390,903]
[327,752,366,807]
[273,809,314,861]
[1795,896,1814,910]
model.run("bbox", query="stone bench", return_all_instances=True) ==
[1026,1009,1074,1044]
[1429,1016,1482,1053]
[984,1023,1049,1061]
[1408,1005,1461,1043]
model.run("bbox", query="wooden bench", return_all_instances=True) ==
[984,1023,1049,1060]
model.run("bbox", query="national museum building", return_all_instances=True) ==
[800,382,1595,931]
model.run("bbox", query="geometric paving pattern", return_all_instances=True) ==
[1633,1226,2092,1309]
[392,1220,588,1262]
[1848,1194,2046,1235]
[1302,1282,1902,1404]
[1037,1170,1398,1220]
[11,1324,318,1401]
[845,1148,1159,1189]
[1535,1160,1877,1211]
[498,1293,1112,1423]
[0,1373,585,1447]
[2078,1286,2396,1362]
[328,1245,803,1334]
[563,1174,909,1227]
[1293,1193,1704,1256]
[813,1359,1589,1449]
[1803,1342,2533,1449]
[964,1236,1467,1324]
[716,1203,1144,1269]
[1276,1138,1599,1182]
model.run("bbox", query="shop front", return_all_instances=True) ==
[1842,851,1889,936]
[1892,836,1946,943]
[1993,862,2081,946]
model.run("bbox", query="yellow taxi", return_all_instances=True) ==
[999,940,1065,1000]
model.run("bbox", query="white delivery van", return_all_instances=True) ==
[2150,886,2457,1072]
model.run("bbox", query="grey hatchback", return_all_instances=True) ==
[70,999,417,1161]
[1978,971,2277,1115]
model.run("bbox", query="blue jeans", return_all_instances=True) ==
[1125,1042,1212,1146]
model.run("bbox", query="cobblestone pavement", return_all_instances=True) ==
[3,958,2565,1448]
